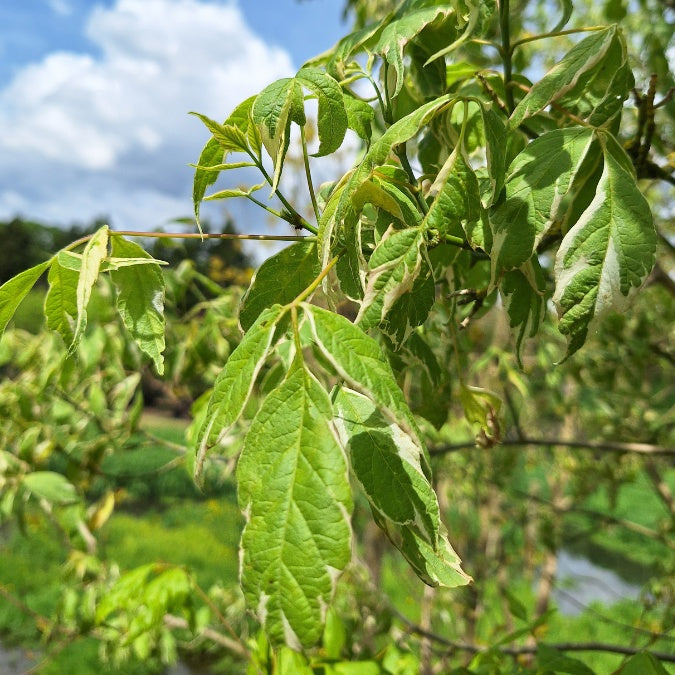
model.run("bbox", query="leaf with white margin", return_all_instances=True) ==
[237,363,352,648]
[374,516,471,588]
[374,6,458,97]
[509,27,616,129]
[356,226,427,333]
[333,387,438,542]
[110,237,166,375]
[303,304,431,479]
[553,133,656,358]
[70,225,109,353]
[490,127,595,276]
[192,304,286,486]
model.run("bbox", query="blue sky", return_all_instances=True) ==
[0,0,349,237]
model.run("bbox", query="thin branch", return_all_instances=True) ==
[430,437,675,457]
[392,609,675,662]
[110,230,312,242]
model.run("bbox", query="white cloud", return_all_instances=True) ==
[46,0,73,16]
[0,0,294,231]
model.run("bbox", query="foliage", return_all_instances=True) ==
[0,0,674,671]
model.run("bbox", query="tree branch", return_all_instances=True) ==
[430,437,675,457]
[392,608,675,662]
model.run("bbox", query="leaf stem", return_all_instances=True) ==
[293,254,340,304]
[300,126,321,223]
[395,143,429,215]
[499,0,515,113]
[251,156,318,235]
[512,26,606,49]
[245,194,288,220]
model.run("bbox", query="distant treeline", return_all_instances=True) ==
[0,217,254,285]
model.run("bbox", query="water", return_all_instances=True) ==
[553,549,644,616]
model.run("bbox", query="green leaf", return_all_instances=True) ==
[381,270,435,349]
[0,259,51,338]
[303,304,428,475]
[343,94,375,143]
[191,95,260,226]
[490,127,596,274]
[380,521,471,588]
[500,258,547,366]
[536,645,594,675]
[189,112,250,154]
[509,27,617,128]
[204,183,264,201]
[239,242,321,332]
[44,257,78,344]
[237,364,352,648]
[22,471,79,505]
[110,237,166,375]
[615,652,669,675]
[556,27,633,127]
[480,104,507,205]
[252,78,305,192]
[71,225,109,353]
[192,138,224,227]
[356,226,427,334]
[192,305,285,486]
[459,383,502,441]
[296,68,348,156]
[374,7,457,97]
[333,387,438,541]
[334,95,454,228]
[423,143,481,239]
[553,133,656,358]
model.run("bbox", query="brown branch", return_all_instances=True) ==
[430,437,675,457]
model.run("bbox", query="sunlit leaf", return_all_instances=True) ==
[192,304,285,486]
[238,363,352,648]
[45,257,78,344]
[490,127,595,275]
[0,259,51,338]
[296,68,348,156]
[239,242,321,331]
[553,133,656,358]
[110,237,166,375]
[71,225,109,353]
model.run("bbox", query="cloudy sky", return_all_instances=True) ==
[0,0,348,238]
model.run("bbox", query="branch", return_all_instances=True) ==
[392,609,675,662]
[163,614,248,659]
[430,437,675,457]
